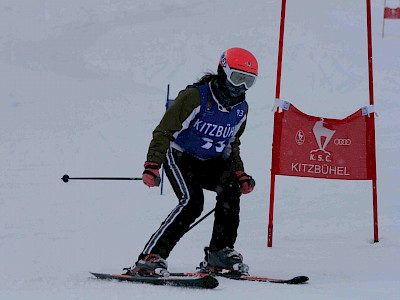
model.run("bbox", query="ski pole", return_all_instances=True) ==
[185,208,215,234]
[63,173,213,230]
[61,174,161,185]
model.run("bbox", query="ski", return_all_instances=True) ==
[217,273,309,284]
[170,272,309,284]
[90,272,219,289]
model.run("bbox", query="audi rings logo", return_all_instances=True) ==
[334,138,352,146]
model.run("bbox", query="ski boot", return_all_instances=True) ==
[124,254,170,277]
[198,247,250,275]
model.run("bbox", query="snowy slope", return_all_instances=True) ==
[1,0,399,299]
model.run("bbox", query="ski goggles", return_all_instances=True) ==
[227,69,257,89]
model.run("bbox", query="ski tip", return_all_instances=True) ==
[200,275,219,289]
[288,276,309,284]
[90,272,116,280]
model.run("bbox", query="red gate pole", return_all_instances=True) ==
[366,0,379,243]
[382,0,386,37]
[268,0,287,247]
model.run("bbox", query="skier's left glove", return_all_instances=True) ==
[235,171,255,194]
[142,162,161,187]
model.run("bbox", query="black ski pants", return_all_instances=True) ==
[139,148,242,260]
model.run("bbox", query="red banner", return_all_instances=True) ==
[271,102,375,180]
[268,0,379,248]
[384,7,400,19]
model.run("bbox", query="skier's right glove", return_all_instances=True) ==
[142,162,161,187]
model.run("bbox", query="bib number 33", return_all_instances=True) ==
[201,138,225,152]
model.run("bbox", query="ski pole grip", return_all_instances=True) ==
[249,178,256,187]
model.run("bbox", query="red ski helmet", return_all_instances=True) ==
[219,48,258,89]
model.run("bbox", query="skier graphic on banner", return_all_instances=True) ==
[310,118,336,163]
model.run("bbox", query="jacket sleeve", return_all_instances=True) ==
[146,87,201,165]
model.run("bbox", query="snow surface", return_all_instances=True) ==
[1,0,399,299]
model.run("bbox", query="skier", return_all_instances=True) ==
[126,48,258,277]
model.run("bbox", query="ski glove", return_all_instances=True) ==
[142,162,161,187]
[235,171,255,194]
